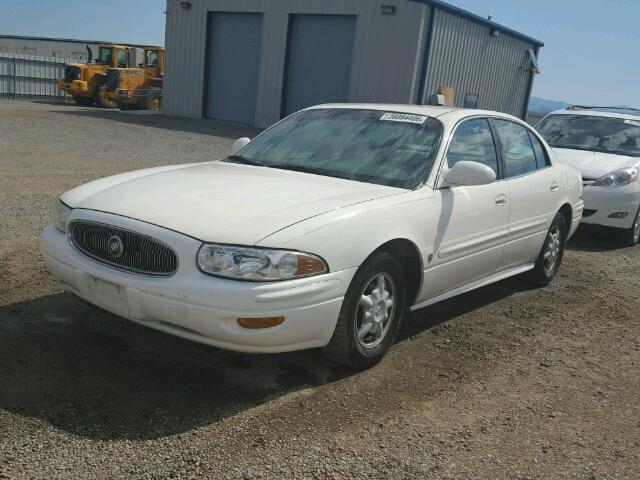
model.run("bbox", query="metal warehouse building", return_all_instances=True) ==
[164,0,543,128]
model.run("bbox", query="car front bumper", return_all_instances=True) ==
[41,211,354,353]
[581,185,640,229]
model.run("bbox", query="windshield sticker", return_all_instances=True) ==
[380,113,428,125]
[624,119,640,127]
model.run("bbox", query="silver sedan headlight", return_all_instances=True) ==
[53,200,72,233]
[197,244,328,281]
[592,167,639,187]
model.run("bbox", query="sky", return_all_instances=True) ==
[0,0,638,107]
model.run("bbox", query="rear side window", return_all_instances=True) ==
[447,118,498,174]
[494,120,538,178]
[528,132,550,168]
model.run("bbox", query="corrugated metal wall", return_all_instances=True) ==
[164,0,429,127]
[421,9,536,118]
[0,53,69,98]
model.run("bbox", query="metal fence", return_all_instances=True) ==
[0,52,71,100]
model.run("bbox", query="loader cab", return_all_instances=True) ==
[97,45,130,68]
[143,47,164,74]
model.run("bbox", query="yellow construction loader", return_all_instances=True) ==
[101,46,164,111]
[58,44,138,108]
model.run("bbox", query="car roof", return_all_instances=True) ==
[305,103,524,124]
[547,107,640,122]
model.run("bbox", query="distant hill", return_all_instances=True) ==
[529,97,571,114]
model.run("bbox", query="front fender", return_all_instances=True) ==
[257,189,439,273]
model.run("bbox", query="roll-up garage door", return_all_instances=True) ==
[206,12,263,125]
[283,15,356,116]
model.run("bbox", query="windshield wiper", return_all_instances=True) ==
[268,164,354,181]
[224,155,266,167]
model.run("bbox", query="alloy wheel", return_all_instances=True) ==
[543,225,562,275]
[354,273,396,349]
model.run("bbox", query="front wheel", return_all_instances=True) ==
[322,252,406,369]
[617,206,640,246]
[527,212,567,286]
[95,90,118,109]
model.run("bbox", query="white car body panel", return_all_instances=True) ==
[62,161,404,245]
[42,104,583,353]
[539,109,640,230]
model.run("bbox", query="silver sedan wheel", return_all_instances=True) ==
[354,273,396,349]
[633,209,640,244]
[543,225,562,275]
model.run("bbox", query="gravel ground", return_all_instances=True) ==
[1,100,639,479]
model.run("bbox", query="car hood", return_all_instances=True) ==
[64,161,404,245]
[552,148,640,180]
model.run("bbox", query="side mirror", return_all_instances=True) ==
[231,137,251,155]
[444,161,496,187]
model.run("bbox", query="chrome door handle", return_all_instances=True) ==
[550,182,560,192]
[495,194,508,206]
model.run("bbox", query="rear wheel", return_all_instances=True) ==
[322,252,406,369]
[617,205,640,246]
[72,95,93,106]
[527,212,567,286]
[141,88,162,111]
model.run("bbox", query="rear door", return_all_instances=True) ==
[493,119,561,268]
[422,117,510,299]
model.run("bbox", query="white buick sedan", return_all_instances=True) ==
[42,104,583,368]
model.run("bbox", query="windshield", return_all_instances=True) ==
[227,109,443,189]
[536,114,640,157]
[97,47,112,65]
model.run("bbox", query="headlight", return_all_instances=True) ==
[197,244,328,281]
[53,200,72,233]
[592,167,639,187]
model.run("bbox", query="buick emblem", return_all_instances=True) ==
[108,235,124,258]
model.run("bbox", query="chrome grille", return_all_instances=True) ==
[69,221,178,277]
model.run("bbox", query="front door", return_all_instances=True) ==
[420,117,510,300]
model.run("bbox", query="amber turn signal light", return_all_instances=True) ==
[237,316,285,329]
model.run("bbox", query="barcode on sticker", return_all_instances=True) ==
[380,113,428,124]
[624,119,640,127]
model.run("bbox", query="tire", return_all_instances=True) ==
[322,251,406,369]
[72,95,94,106]
[95,90,118,109]
[141,88,162,111]
[617,205,640,247]
[527,212,567,286]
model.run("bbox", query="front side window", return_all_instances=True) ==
[98,47,112,64]
[494,120,538,178]
[227,109,443,189]
[116,50,128,68]
[536,114,640,157]
[146,50,159,67]
[447,118,498,174]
